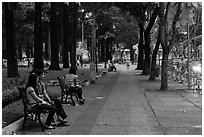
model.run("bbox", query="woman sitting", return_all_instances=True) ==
[26,73,56,129]
[32,69,68,124]
[65,67,85,105]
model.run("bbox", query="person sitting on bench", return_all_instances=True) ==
[32,69,68,125]
[109,62,117,72]
[26,73,56,129]
[65,67,85,104]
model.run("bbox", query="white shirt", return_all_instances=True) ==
[26,86,38,104]
[65,74,78,87]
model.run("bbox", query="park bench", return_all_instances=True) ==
[48,80,59,86]
[102,71,107,76]
[57,76,78,105]
[18,86,48,131]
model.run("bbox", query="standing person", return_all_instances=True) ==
[32,69,68,125]
[65,67,85,104]
[26,73,56,129]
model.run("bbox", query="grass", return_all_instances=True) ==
[2,64,107,128]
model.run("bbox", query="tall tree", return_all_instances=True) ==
[33,2,44,70]
[149,26,160,80]
[49,2,61,70]
[4,2,19,78]
[68,2,79,68]
[62,3,71,68]
[159,2,182,90]
[142,4,159,75]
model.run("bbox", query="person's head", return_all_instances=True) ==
[27,73,39,88]
[69,67,77,75]
[31,69,45,80]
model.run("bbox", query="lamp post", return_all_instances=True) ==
[187,22,191,91]
[104,34,107,68]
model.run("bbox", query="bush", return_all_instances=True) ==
[2,77,27,108]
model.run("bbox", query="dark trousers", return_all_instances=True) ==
[70,86,84,100]
[51,98,67,120]
[36,103,56,126]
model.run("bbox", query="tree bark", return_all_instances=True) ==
[149,28,160,80]
[62,4,71,68]
[159,3,168,90]
[142,6,159,75]
[70,3,77,68]
[4,2,19,78]
[159,2,181,90]
[160,49,169,90]
[49,2,61,70]
[33,2,44,71]
[45,24,51,61]
[136,23,144,70]
[142,31,151,75]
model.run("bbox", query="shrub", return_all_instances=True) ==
[2,76,27,108]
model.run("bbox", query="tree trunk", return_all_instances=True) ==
[159,2,181,90]
[70,3,77,68]
[49,2,61,70]
[33,2,44,71]
[5,2,19,78]
[136,23,144,70]
[142,31,151,75]
[142,6,158,75]
[45,24,51,60]
[149,29,160,80]
[62,4,71,68]
[160,49,169,90]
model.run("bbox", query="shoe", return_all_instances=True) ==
[80,100,84,104]
[50,123,57,126]
[44,124,55,129]
[57,118,68,124]
[57,122,70,126]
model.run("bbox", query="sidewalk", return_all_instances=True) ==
[3,64,202,135]
[135,72,202,135]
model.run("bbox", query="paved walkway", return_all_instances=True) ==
[11,64,202,135]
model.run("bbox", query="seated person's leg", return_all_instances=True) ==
[37,104,56,127]
[52,98,67,120]
[75,87,85,104]
[113,66,117,71]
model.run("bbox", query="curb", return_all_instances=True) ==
[2,117,24,135]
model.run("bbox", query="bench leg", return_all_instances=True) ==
[70,94,76,106]
[61,93,64,103]
[22,115,27,130]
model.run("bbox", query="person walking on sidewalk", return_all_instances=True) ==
[65,67,85,104]
[32,69,68,125]
[26,73,56,129]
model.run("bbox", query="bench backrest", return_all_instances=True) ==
[57,76,66,90]
[57,76,73,89]
[18,86,31,112]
